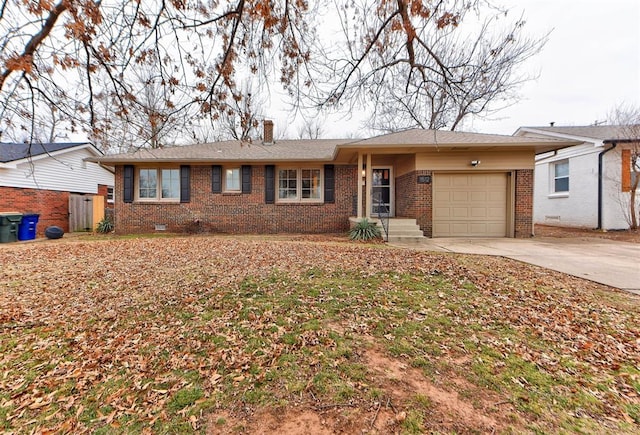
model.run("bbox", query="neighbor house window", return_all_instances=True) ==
[107,186,114,203]
[225,167,241,192]
[553,161,569,193]
[278,168,322,202]
[138,168,180,200]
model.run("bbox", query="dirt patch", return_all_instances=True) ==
[208,408,335,434]
[206,345,520,434]
[535,224,640,243]
[363,346,517,433]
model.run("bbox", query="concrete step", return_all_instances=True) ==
[384,229,425,236]
[378,218,424,241]
[387,235,426,243]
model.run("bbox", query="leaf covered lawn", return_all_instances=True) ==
[1,235,639,434]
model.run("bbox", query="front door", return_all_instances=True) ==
[371,167,393,217]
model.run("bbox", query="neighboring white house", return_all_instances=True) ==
[0,142,115,233]
[514,125,640,230]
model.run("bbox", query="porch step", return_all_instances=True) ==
[373,218,425,243]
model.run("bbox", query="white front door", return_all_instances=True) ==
[370,167,394,217]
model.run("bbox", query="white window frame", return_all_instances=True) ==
[551,160,569,194]
[136,168,180,202]
[107,186,114,203]
[276,167,323,203]
[224,167,241,192]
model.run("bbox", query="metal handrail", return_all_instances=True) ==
[372,191,390,242]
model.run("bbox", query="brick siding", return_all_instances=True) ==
[115,165,358,234]
[113,165,535,237]
[514,169,534,238]
[0,186,70,234]
[395,170,431,236]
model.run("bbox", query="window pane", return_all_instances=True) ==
[555,162,568,177]
[139,169,157,198]
[278,169,298,199]
[301,169,321,199]
[553,161,569,192]
[555,177,569,192]
[225,168,240,191]
[161,169,180,198]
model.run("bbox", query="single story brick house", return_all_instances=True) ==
[0,142,114,234]
[89,124,577,238]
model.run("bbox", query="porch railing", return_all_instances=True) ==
[372,191,390,242]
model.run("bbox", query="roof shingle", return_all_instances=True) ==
[518,125,640,141]
[0,142,91,163]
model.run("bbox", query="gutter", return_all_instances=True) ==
[597,142,617,229]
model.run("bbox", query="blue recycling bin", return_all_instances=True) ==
[18,214,40,241]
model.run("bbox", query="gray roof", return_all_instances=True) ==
[94,139,346,163]
[90,128,577,164]
[518,125,640,141]
[0,142,92,163]
[346,128,569,146]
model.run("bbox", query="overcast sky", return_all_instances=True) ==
[471,0,640,135]
[271,0,640,138]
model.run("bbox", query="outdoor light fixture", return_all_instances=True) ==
[470,160,481,167]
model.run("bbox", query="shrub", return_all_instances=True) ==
[96,217,114,234]
[349,219,381,241]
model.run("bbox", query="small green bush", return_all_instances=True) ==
[349,219,381,241]
[96,217,114,233]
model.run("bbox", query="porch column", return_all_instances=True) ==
[365,153,372,218]
[357,152,363,218]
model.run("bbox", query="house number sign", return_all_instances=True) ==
[417,175,432,184]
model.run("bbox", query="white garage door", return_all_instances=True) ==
[433,173,508,237]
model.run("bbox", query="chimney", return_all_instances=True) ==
[263,120,274,144]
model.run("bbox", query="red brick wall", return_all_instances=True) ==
[395,170,432,236]
[514,169,534,238]
[115,165,358,234]
[97,184,114,210]
[0,186,69,234]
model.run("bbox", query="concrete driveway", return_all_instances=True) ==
[393,237,640,294]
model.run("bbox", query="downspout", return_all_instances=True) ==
[597,142,617,229]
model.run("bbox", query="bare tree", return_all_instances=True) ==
[297,116,325,139]
[0,0,545,144]
[608,105,640,229]
[215,80,265,142]
[0,0,313,146]
[306,3,546,132]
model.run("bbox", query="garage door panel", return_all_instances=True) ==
[470,191,487,202]
[453,191,469,201]
[452,207,470,218]
[433,173,508,237]
[470,207,488,218]
[487,207,505,218]
[488,191,506,202]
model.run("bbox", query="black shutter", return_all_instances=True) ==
[242,165,252,194]
[212,165,222,193]
[180,165,190,203]
[123,165,134,203]
[324,164,335,204]
[265,165,275,204]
